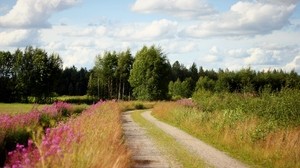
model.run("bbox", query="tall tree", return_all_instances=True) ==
[129,45,171,100]
[116,49,134,100]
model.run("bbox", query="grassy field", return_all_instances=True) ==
[0,103,88,115]
[153,90,300,168]
[132,110,206,168]
[0,103,45,114]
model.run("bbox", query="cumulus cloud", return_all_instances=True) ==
[244,48,279,65]
[131,0,215,18]
[0,0,80,28]
[64,26,107,37]
[201,46,223,63]
[182,1,296,38]
[285,55,300,72]
[114,19,178,41]
[241,44,299,68]
[0,29,40,46]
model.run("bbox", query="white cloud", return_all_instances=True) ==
[0,29,40,46]
[0,0,80,28]
[64,26,107,37]
[182,1,296,38]
[114,19,178,41]
[228,49,248,58]
[244,48,278,65]
[163,41,199,54]
[285,55,300,72]
[241,44,299,68]
[131,0,215,18]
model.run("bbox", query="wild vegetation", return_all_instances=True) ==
[0,101,80,166]
[2,101,131,167]
[153,90,300,168]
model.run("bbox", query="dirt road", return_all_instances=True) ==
[123,110,248,168]
[141,111,248,168]
[122,111,178,168]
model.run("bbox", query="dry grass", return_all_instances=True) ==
[44,101,132,168]
[153,101,300,168]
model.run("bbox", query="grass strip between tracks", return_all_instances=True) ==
[131,110,208,168]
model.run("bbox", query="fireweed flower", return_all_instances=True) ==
[3,101,103,167]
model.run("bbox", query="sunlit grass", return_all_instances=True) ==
[132,110,207,168]
[4,101,132,168]
[0,103,45,115]
[153,101,300,168]
[54,101,132,167]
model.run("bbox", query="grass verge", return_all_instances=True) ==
[153,101,300,168]
[131,110,207,168]
[4,101,132,168]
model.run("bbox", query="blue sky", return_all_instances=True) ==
[0,0,300,72]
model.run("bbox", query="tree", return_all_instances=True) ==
[188,62,198,91]
[169,78,193,99]
[129,45,171,100]
[196,76,216,92]
[0,51,15,102]
[116,49,134,100]
[171,61,189,81]
[87,50,133,100]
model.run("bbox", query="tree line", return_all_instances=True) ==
[1,45,300,103]
[0,46,89,103]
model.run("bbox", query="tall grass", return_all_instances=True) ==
[5,101,131,167]
[153,89,300,168]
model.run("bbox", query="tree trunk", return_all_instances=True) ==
[118,77,121,100]
[122,80,125,100]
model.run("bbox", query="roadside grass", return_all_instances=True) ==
[131,110,207,168]
[153,101,300,168]
[4,101,132,168]
[54,101,132,167]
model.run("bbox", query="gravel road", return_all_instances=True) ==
[122,111,179,168]
[141,111,248,168]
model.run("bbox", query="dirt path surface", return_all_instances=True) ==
[122,111,178,168]
[141,111,248,168]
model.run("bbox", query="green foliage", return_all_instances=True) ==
[129,45,171,100]
[196,76,216,91]
[196,67,300,94]
[134,103,144,109]
[56,66,90,96]
[0,47,63,103]
[168,78,193,99]
[87,49,133,100]
[193,88,300,126]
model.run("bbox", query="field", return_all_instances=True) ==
[1,92,299,167]
[0,103,45,115]
[153,89,300,168]
[0,101,132,167]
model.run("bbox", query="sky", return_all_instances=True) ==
[0,0,300,72]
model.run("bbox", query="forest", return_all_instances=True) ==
[0,45,300,103]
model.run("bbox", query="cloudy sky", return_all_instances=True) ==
[0,0,300,72]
